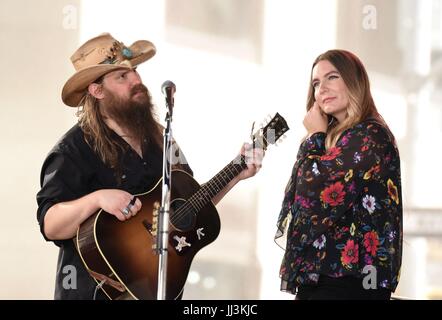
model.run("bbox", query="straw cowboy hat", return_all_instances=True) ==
[61,33,156,107]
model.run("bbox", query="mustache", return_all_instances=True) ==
[131,84,148,96]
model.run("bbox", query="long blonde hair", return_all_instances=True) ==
[306,50,393,149]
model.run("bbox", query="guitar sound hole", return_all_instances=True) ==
[170,199,196,231]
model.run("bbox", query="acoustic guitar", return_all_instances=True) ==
[76,113,289,299]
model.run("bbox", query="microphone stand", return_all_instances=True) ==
[157,90,174,300]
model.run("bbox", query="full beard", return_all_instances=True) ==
[100,84,159,145]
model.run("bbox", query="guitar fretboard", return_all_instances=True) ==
[188,155,248,211]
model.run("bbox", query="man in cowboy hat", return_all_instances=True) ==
[36,33,263,299]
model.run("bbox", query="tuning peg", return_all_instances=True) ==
[249,121,256,139]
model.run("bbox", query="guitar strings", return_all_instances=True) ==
[169,118,287,224]
[171,158,244,225]
[170,155,246,226]
[173,156,243,218]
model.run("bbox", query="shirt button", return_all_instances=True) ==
[143,162,147,166]
[122,174,126,179]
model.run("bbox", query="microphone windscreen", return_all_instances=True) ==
[161,80,176,94]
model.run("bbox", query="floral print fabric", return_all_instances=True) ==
[275,120,402,294]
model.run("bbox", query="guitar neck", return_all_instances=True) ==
[182,113,289,212]
[188,155,248,211]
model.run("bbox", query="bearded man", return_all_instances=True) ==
[36,33,263,300]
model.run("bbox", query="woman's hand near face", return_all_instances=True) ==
[303,102,328,136]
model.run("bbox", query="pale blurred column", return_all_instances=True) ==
[0,0,80,299]
[257,0,338,299]
[395,237,428,299]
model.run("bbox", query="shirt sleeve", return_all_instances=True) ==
[292,122,394,248]
[36,150,91,245]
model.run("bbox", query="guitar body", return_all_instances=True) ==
[76,169,221,300]
[76,112,289,300]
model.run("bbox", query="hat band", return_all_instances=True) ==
[99,45,133,65]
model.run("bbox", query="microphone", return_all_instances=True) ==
[161,80,176,111]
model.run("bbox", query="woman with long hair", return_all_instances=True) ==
[275,50,403,300]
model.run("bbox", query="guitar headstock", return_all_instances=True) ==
[251,112,289,150]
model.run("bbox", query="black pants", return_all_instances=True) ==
[295,275,392,300]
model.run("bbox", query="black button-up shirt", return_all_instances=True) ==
[36,124,192,299]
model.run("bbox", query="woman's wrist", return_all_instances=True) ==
[307,131,326,139]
